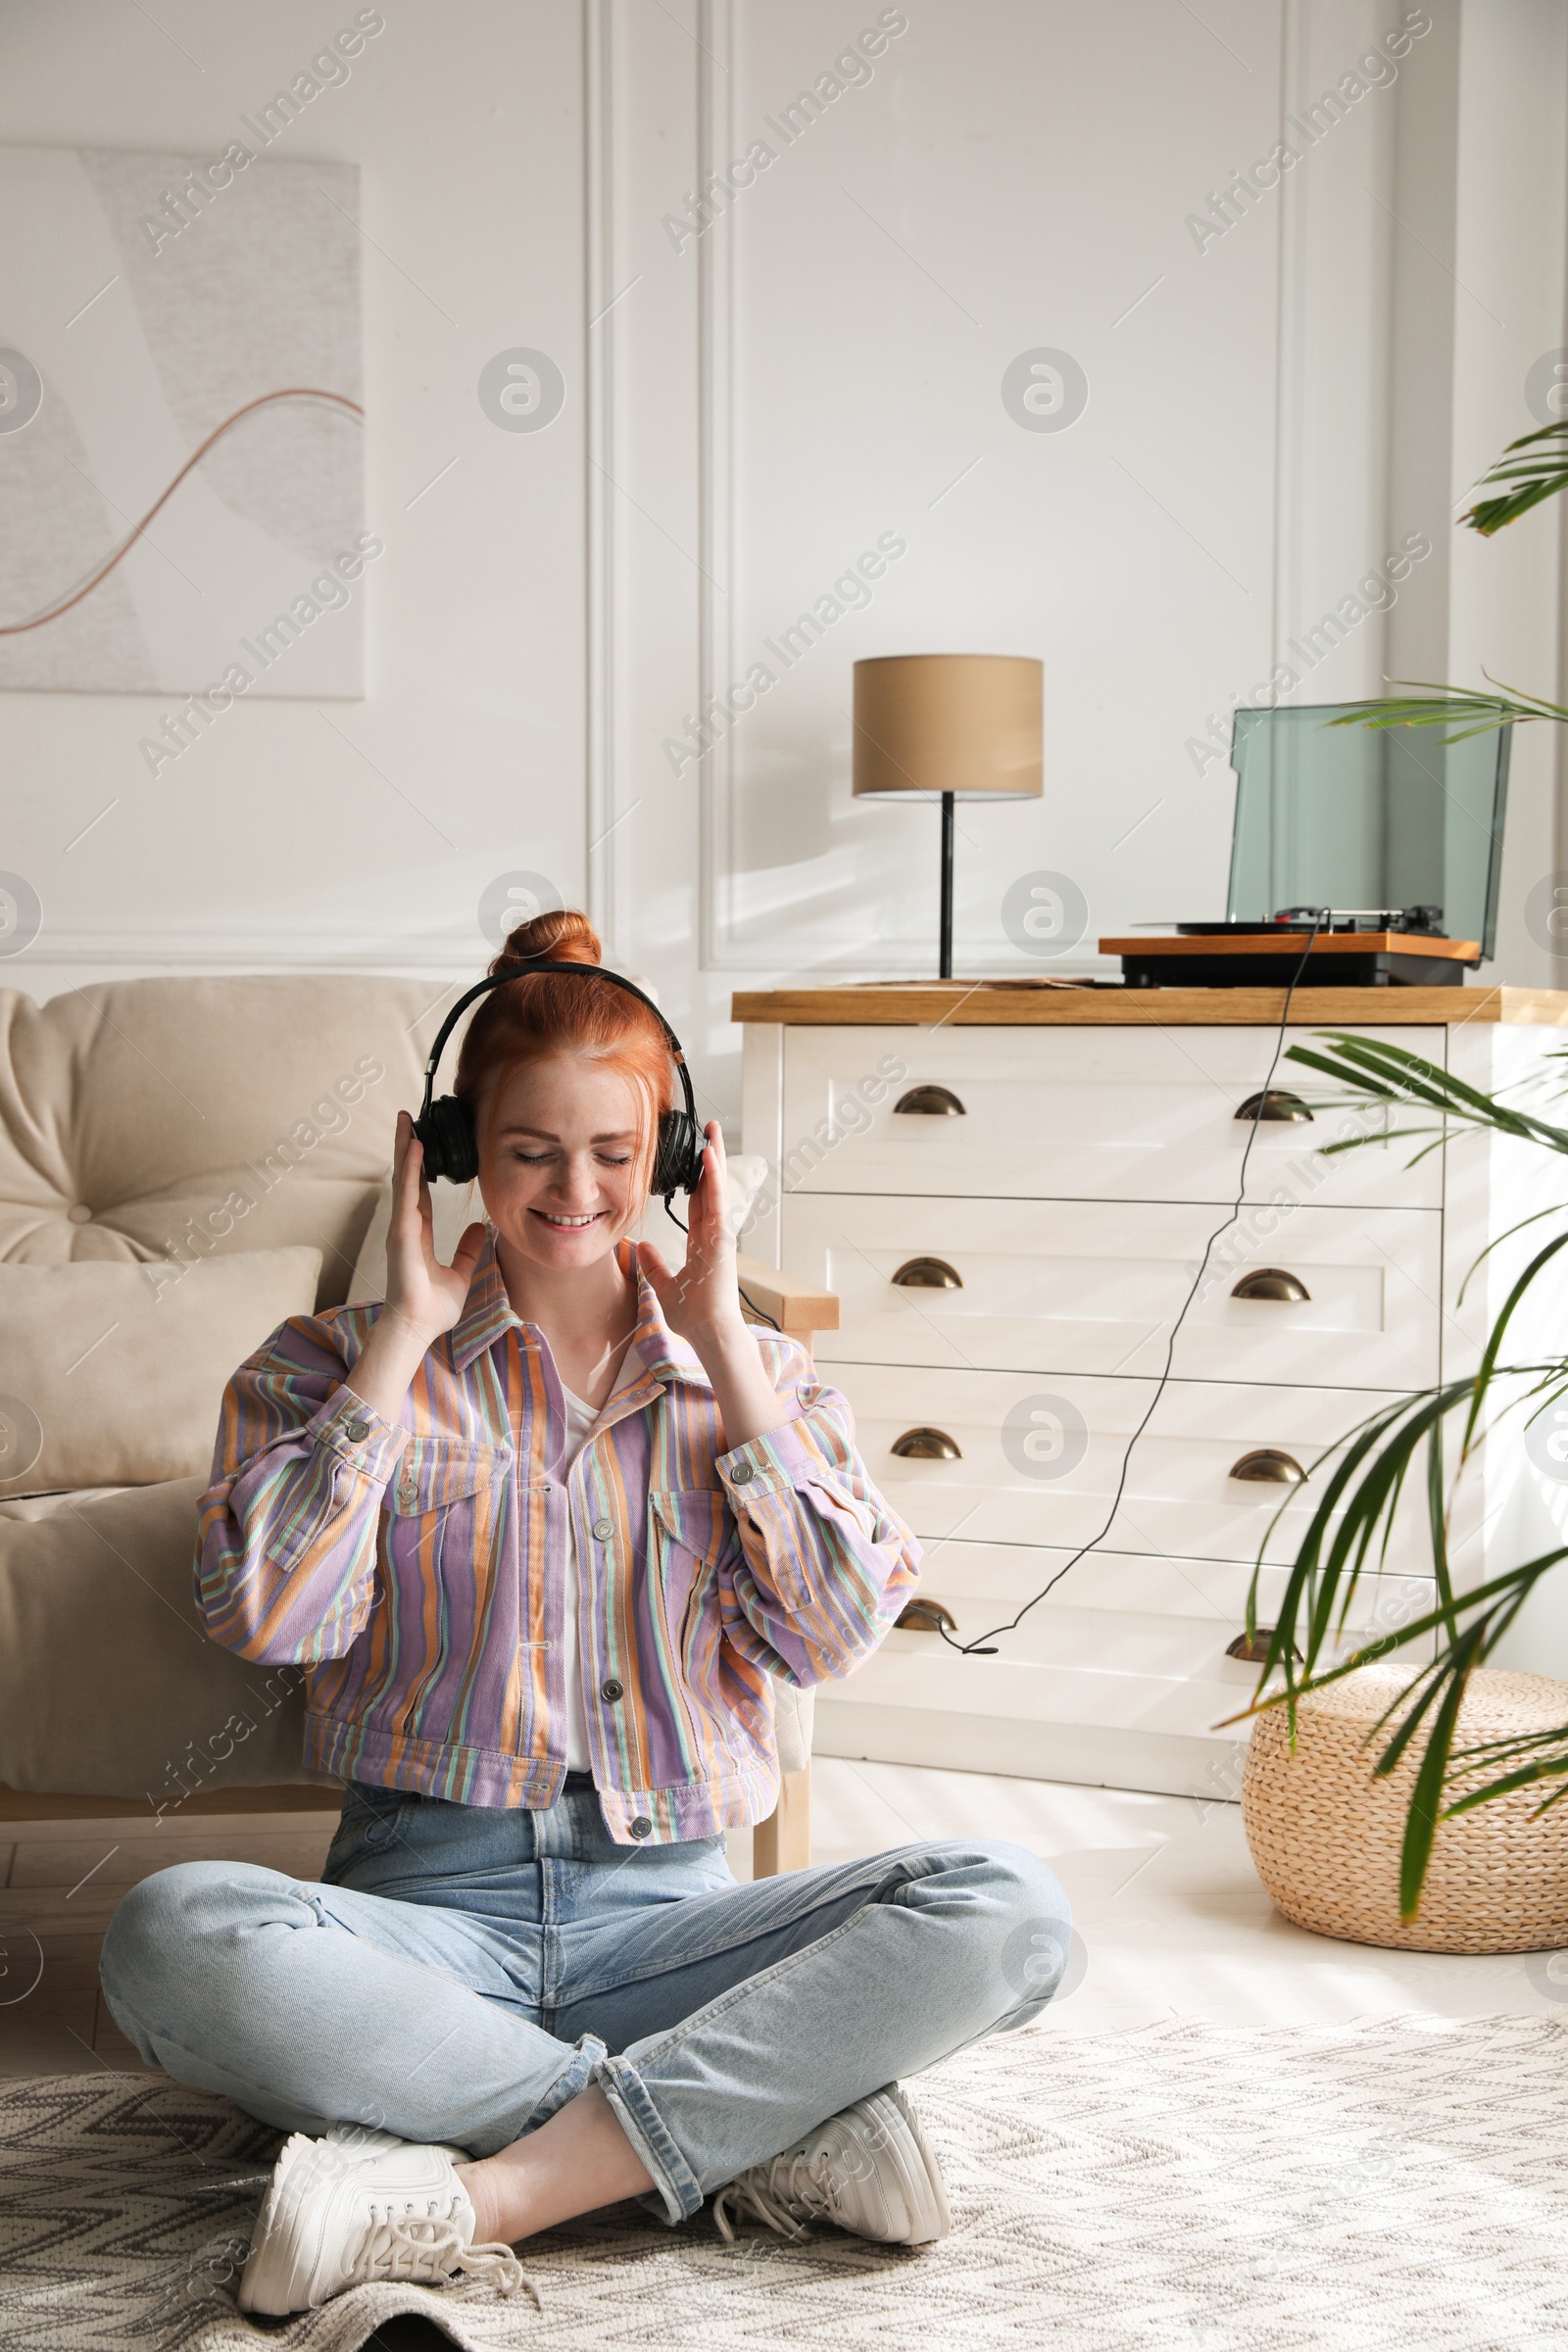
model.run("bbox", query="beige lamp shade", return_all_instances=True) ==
[853,654,1043,801]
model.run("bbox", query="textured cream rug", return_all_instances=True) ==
[4,2014,1568,2350]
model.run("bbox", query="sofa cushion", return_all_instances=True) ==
[0,976,449,1307]
[0,1246,320,1495]
[0,1485,127,1522]
[0,1477,324,1796]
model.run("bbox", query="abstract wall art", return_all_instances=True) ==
[0,144,367,698]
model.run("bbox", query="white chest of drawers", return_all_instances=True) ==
[736,983,1568,1802]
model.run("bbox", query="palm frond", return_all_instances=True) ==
[1445,1723,1568,1806]
[1456,1200,1568,1304]
[1323,680,1564,743]
[1234,1537,1568,1915]
[1462,1234,1568,1454]
[1396,1624,1491,1911]
[1217,1018,1568,1913]
[1460,419,1568,535]
[1284,1035,1568,1155]
[1227,1349,1568,1915]
[1226,1545,1566,1736]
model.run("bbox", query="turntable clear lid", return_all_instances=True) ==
[1227,703,1511,961]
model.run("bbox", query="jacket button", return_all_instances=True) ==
[600,1678,624,1703]
[344,1419,370,1443]
[591,1518,614,1541]
[630,1815,653,1839]
[730,1462,754,1483]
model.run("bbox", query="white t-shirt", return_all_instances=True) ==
[557,1345,642,1771]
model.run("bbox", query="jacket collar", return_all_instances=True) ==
[445,1231,712,1391]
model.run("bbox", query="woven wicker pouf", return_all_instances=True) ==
[1242,1663,1568,1953]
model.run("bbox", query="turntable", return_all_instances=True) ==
[1101,702,1511,988]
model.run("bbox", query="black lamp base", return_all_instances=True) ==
[938,791,955,979]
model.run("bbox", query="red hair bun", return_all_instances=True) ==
[454,908,674,1196]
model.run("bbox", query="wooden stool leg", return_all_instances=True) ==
[752,1763,811,1878]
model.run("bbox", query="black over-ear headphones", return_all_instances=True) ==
[412,959,708,1199]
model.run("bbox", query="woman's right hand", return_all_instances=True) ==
[381,1108,488,1347]
[341,1113,487,1427]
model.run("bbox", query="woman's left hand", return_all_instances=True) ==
[640,1121,797,1449]
[638,1120,747,1350]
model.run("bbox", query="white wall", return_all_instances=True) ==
[1448,0,1568,983]
[2,0,588,982]
[3,0,1565,1133]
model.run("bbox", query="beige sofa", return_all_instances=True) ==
[0,975,825,1870]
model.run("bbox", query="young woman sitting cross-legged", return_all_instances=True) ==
[100,908,1070,2316]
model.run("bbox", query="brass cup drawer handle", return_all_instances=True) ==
[892,1256,963,1290]
[891,1427,962,1460]
[1231,1268,1311,1302]
[893,1085,966,1116]
[1226,1628,1302,1663]
[1229,1448,1307,1485]
[1235,1089,1313,1123]
[896,1598,958,1634]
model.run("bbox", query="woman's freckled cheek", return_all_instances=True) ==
[475,1054,646,1266]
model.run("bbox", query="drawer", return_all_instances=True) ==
[830,1641,1254,1746]
[881,1537,1435,1653]
[783,1194,1441,1391]
[833,1540,1433,1745]
[779,1025,1444,1207]
[835,1536,1433,1742]
[835,1362,1433,1570]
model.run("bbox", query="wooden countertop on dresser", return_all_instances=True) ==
[730,983,1568,1028]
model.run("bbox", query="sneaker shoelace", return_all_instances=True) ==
[712,2149,840,2244]
[349,2200,534,2301]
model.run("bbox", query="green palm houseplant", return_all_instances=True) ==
[1319,417,1568,750]
[1234,416,1568,1919]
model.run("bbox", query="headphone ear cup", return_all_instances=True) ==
[654,1109,706,1197]
[415,1096,479,1185]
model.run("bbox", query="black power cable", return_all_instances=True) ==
[938,913,1327,1658]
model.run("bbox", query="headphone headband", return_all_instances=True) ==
[416,958,699,1187]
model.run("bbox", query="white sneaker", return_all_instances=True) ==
[319,2119,479,2163]
[711,2084,951,2248]
[238,2131,533,2315]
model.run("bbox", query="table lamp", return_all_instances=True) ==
[853,654,1043,977]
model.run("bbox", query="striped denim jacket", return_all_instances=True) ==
[195,1236,920,1843]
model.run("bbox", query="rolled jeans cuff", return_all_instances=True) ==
[527,2031,611,2138]
[593,2052,705,2225]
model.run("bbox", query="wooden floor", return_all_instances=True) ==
[0,1808,339,2077]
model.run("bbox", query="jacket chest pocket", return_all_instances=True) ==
[649,1489,733,1677]
[385,1439,513,1560]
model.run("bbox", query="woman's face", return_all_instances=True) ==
[477,1053,646,1273]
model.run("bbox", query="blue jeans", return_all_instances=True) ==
[100,1778,1070,2225]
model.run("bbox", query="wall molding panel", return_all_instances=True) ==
[584,0,624,956]
[696,0,741,969]
[4,0,1563,1047]
[18,933,482,975]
